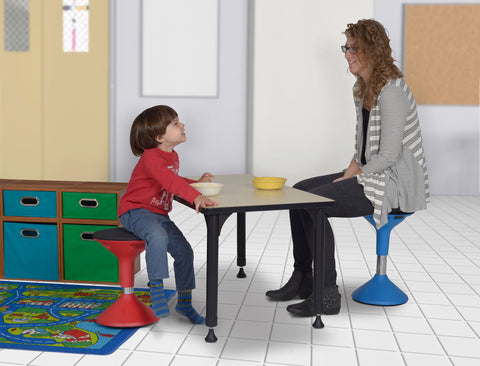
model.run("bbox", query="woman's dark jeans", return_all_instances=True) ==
[290,172,373,287]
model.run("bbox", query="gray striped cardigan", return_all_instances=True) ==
[354,78,430,228]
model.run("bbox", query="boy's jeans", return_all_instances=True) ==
[120,208,195,291]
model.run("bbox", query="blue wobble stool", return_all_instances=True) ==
[352,211,412,306]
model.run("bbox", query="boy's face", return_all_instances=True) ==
[156,118,186,152]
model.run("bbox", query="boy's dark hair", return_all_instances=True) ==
[130,105,178,156]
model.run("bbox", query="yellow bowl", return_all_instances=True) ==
[190,182,224,196]
[252,177,287,190]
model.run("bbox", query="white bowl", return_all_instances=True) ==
[190,182,224,196]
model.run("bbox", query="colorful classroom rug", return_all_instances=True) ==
[0,281,175,355]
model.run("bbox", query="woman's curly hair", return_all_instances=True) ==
[345,19,403,109]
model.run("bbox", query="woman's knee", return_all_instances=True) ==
[292,172,344,191]
[292,178,315,191]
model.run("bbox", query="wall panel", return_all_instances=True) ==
[250,0,374,184]
[0,0,109,181]
[0,0,43,178]
[43,1,109,180]
[142,0,218,97]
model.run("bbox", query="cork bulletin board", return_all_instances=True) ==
[404,4,480,105]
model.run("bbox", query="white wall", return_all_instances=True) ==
[112,0,248,182]
[375,0,480,194]
[249,0,374,186]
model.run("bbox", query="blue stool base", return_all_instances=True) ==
[352,274,408,306]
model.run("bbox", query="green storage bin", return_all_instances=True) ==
[62,192,117,220]
[63,224,119,282]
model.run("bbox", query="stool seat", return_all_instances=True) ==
[93,227,144,242]
[352,213,412,306]
[93,228,158,327]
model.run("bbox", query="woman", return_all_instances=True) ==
[266,19,429,316]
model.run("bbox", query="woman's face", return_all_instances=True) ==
[344,36,370,81]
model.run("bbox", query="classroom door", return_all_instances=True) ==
[0,0,109,181]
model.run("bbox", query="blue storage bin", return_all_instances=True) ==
[3,222,59,280]
[3,190,57,218]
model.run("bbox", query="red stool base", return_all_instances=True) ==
[96,293,159,328]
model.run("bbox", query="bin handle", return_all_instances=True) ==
[80,232,95,241]
[20,197,39,206]
[21,229,40,238]
[79,198,98,208]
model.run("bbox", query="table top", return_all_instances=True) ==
[181,174,334,214]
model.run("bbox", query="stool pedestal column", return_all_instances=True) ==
[352,214,411,306]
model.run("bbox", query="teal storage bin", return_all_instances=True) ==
[3,190,57,218]
[3,222,59,281]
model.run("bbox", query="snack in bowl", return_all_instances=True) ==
[190,182,224,196]
[252,177,287,190]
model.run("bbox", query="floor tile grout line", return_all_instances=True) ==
[389,216,474,359]
[234,210,283,365]
[432,196,480,238]
[120,329,150,366]
[419,204,480,263]
[343,218,365,366]
[347,214,451,360]
[218,211,273,363]
[406,213,480,313]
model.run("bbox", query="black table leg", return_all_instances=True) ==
[203,212,232,342]
[236,212,246,278]
[204,214,219,342]
[312,208,326,329]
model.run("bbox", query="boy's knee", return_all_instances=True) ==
[144,230,168,249]
[168,240,194,261]
[183,245,194,262]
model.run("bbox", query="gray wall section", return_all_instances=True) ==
[419,105,479,194]
[112,0,248,182]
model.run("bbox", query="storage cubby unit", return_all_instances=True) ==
[0,179,135,284]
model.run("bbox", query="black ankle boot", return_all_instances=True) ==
[286,286,341,316]
[266,270,305,301]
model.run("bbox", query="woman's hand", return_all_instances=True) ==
[194,195,218,213]
[333,176,347,183]
[333,160,362,182]
[198,173,214,182]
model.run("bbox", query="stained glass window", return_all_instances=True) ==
[62,0,89,52]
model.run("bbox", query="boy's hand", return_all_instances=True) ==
[194,195,218,213]
[198,173,214,182]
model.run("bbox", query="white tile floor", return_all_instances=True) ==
[2,195,480,366]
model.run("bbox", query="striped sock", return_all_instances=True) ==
[175,291,204,324]
[149,280,170,318]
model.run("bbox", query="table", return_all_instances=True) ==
[176,174,334,342]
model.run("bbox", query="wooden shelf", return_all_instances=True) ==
[0,179,131,284]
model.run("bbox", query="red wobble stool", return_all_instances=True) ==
[93,228,158,327]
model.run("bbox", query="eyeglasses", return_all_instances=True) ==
[341,45,357,54]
